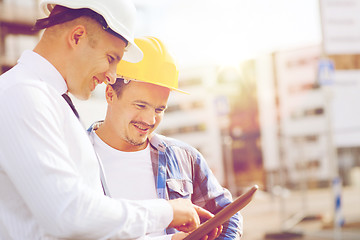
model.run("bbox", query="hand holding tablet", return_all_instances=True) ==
[183,185,259,240]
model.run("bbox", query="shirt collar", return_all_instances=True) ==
[18,50,68,95]
[88,120,104,133]
[149,134,167,152]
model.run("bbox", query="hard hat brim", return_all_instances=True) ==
[118,77,189,94]
[122,43,143,63]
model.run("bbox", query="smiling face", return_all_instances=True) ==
[100,80,170,152]
[66,21,126,100]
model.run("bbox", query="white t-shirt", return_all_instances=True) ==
[92,133,158,200]
[93,132,171,239]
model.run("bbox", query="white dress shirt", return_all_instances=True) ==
[0,50,173,240]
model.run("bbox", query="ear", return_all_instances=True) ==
[105,84,116,104]
[68,25,86,48]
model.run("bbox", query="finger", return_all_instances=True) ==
[176,226,188,232]
[176,224,194,233]
[171,232,189,240]
[216,225,223,238]
[200,235,208,240]
[193,204,214,220]
[206,228,218,240]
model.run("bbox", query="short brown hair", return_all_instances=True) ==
[109,78,130,98]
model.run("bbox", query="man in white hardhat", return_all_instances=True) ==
[88,36,243,239]
[0,1,212,239]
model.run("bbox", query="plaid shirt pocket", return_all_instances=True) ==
[166,179,193,199]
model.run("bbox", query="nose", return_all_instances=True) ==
[142,109,156,126]
[105,65,117,84]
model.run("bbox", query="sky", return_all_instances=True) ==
[134,0,322,67]
[14,0,322,67]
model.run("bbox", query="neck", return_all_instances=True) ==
[33,30,68,81]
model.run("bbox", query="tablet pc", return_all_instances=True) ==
[184,185,258,240]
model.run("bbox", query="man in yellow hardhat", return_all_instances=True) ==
[87,36,242,239]
[0,0,210,239]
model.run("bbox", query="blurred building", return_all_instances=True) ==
[257,44,360,191]
[0,0,40,74]
[319,0,360,188]
[257,46,332,190]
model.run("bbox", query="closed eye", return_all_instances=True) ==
[108,55,115,64]
[136,103,146,109]
[155,108,166,114]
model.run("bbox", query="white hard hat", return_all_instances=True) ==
[39,0,143,63]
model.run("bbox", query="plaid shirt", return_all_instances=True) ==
[88,122,242,239]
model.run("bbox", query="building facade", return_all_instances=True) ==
[0,0,40,74]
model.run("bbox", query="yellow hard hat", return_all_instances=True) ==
[116,36,187,93]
